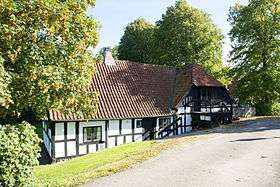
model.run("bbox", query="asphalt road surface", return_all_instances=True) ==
[84,118,280,187]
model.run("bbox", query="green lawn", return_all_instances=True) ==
[34,138,192,187]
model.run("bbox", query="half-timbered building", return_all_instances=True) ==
[42,49,233,163]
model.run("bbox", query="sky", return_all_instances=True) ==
[88,0,248,64]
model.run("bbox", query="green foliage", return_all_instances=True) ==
[111,45,119,60]
[271,102,280,116]
[0,0,99,118]
[35,135,196,186]
[154,0,224,79]
[95,46,119,63]
[118,18,155,63]
[0,56,11,108]
[255,102,280,116]
[118,1,226,82]
[0,122,41,187]
[35,141,157,186]
[228,0,280,112]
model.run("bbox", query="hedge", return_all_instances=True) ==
[256,102,280,116]
[0,122,41,187]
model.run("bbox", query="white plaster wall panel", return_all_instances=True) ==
[98,143,105,150]
[67,122,76,140]
[200,115,205,120]
[177,106,191,113]
[108,137,116,148]
[88,144,96,153]
[180,115,186,126]
[155,118,158,132]
[79,145,87,155]
[79,121,105,144]
[186,126,192,132]
[122,119,132,134]
[186,114,192,125]
[125,135,132,143]
[155,118,160,138]
[205,116,211,121]
[108,120,119,136]
[55,142,65,158]
[201,108,209,112]
[200,115,211,121]
[67,141,76,156]
[55,123,64,141]
[184,116,188,125]
[177,128,182,135]
[177,106,184,114]
[134,134,142,142]
[212,108,220,112]
[176,98,192,129]
[134,127,143,134]
[117,136,124,145]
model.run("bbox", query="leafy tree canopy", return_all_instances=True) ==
[118,18,155,63]
[95,46,119,63]
[228,0,280,109]
[118,1,227,83]
[0,0,99,120]
[154,0,225,80]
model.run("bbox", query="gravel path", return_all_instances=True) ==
[84,118,280,187]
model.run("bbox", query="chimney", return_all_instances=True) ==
[103,47,115,65]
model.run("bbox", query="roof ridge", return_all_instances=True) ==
[114,60,176,69]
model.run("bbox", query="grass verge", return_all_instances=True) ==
[34,136,196,186]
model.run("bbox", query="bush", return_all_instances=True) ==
[0,122,41,187]
[256,102,280,116]
[271,102,280,116]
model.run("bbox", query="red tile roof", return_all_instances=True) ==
[49,62,225,121]
[173,64,224,106]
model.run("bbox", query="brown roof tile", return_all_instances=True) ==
[49,62,225,121]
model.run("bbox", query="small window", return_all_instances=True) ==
[159,118,171,129]
[136,120,142,128]
[83,126,102,143]
[200,115,211,121]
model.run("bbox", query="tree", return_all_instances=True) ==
[118,18,155,63]
[154,0,224,79]
[111,45,119,60]
[95,46,119,63]
[228,0,280,115]
[0,0,99,121]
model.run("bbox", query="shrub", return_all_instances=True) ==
[256,102,280,116]
[271,102,280,116]
[0,122,41,187]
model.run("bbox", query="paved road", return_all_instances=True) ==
[85,118,280,187]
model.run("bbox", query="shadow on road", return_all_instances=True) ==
[229,136,280,142]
